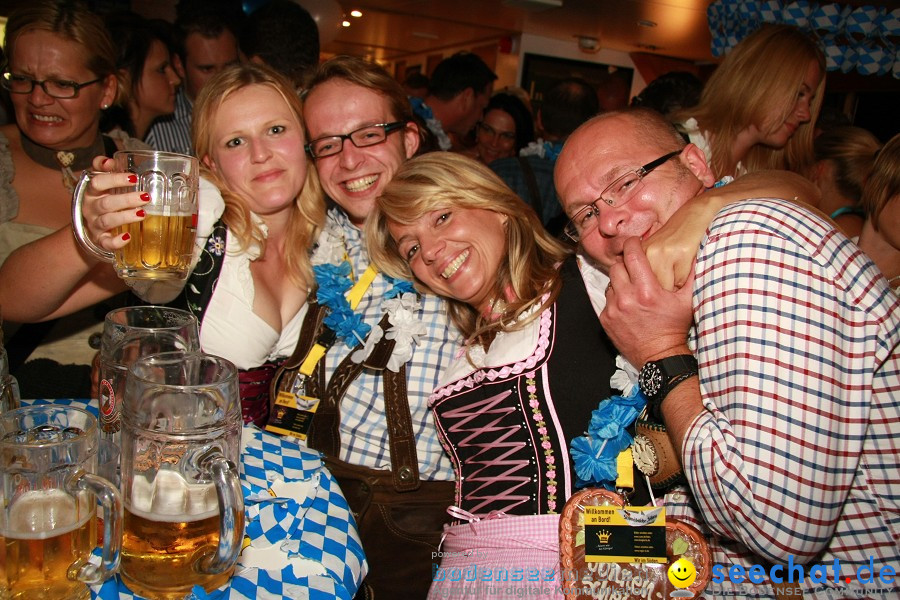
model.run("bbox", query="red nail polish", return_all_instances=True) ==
[128,174,138,184]
[122,232,131,241]
[140,193,151,202]
[136,209,145,217]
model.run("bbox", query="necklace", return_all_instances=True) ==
[20,132,106,193]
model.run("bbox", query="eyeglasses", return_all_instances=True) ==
[306,122,406,159]
[1,72,104,99]
[564,151,681,242]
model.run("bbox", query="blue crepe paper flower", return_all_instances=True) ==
[570,390,647,488]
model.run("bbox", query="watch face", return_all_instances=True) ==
[640,363,664,398]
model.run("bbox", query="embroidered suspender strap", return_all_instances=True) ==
[307,313,391,454]
[382,366,420,491]
[307,312,422,492]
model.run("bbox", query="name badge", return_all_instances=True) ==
[265,391,319,440]
[584,505,667,564]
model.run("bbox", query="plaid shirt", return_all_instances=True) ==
[313,208,459,480]
[145,89,193,156]
[667,198,900,599]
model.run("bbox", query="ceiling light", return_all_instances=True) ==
[350,10,362,17]
[342,20,351,27]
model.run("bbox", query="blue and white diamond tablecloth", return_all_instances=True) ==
[24,399,368,600]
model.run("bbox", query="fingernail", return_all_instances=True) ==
[140,193,151,202]
[128,174,138,184]
[122,233,131,241]
[136,209,145,217]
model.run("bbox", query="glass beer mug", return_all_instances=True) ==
[0,405,123,600]
[72,150,199,281]
[120,352,244,599]
[98,306,199,444]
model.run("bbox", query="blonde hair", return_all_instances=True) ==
[192,63,325,287]
[366,152,569,346]
[862,133,900,231]
[812,126,881,203]
[676,24,825,177]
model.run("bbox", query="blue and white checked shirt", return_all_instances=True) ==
[668,198,900,599]
[145,88,193,156]
[313,208,459,480]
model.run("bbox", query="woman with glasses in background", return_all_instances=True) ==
[0,0,148,397]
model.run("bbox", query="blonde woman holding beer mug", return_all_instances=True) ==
[0,62,324,424]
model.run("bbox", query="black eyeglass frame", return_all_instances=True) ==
[305,121,407,159]
[564,150,681,242]
[1,71,104,99]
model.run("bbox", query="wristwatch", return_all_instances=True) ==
[638,354,698,423]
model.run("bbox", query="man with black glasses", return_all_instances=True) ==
[285,56,459,599]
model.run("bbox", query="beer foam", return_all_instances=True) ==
[128,469,219,521]
[2,489,91,538]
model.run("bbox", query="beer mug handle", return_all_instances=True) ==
[72,171,116,264]
[65,469,123,584]
[198,449,244,575]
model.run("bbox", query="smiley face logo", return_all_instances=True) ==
[668,557,697,589]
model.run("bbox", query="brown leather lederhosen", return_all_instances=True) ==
[271,302,454,599]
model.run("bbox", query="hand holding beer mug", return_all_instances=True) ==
[72,150,199,281]
[121,352,244,599]
[0,405,123,599]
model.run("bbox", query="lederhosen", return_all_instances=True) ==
[271,303,454,600]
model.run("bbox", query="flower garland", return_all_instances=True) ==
[570,356,646,489]
[311,213,426,371]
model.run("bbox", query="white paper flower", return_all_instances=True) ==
[610,355,639,395]
[382,292,420,314]
[311,217,346,266]
[384,308,428,372]
[350,324,383,364]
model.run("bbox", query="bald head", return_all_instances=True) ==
[554,109,715,270]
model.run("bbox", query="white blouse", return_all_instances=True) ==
[189,178,308,369]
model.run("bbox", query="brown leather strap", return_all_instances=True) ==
[383,366,420,491]
[304,312,423,492]
[269,302,326,401]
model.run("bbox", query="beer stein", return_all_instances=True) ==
[0,405,123,599]
[72,150,199,281]
[120,352,244,599]
[0,345,19,414]
[97,306,199,449]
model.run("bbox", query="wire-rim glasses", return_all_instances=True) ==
[564,150,681,242]
[1,72,104,99]
[306,122,406,159]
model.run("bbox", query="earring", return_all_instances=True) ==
[102,104,109,110]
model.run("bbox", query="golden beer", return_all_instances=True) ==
[114,212,195,280]
[120,471,234,599]
[0,490,96,600]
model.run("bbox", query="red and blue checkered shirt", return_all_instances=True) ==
[666,198,899,599]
